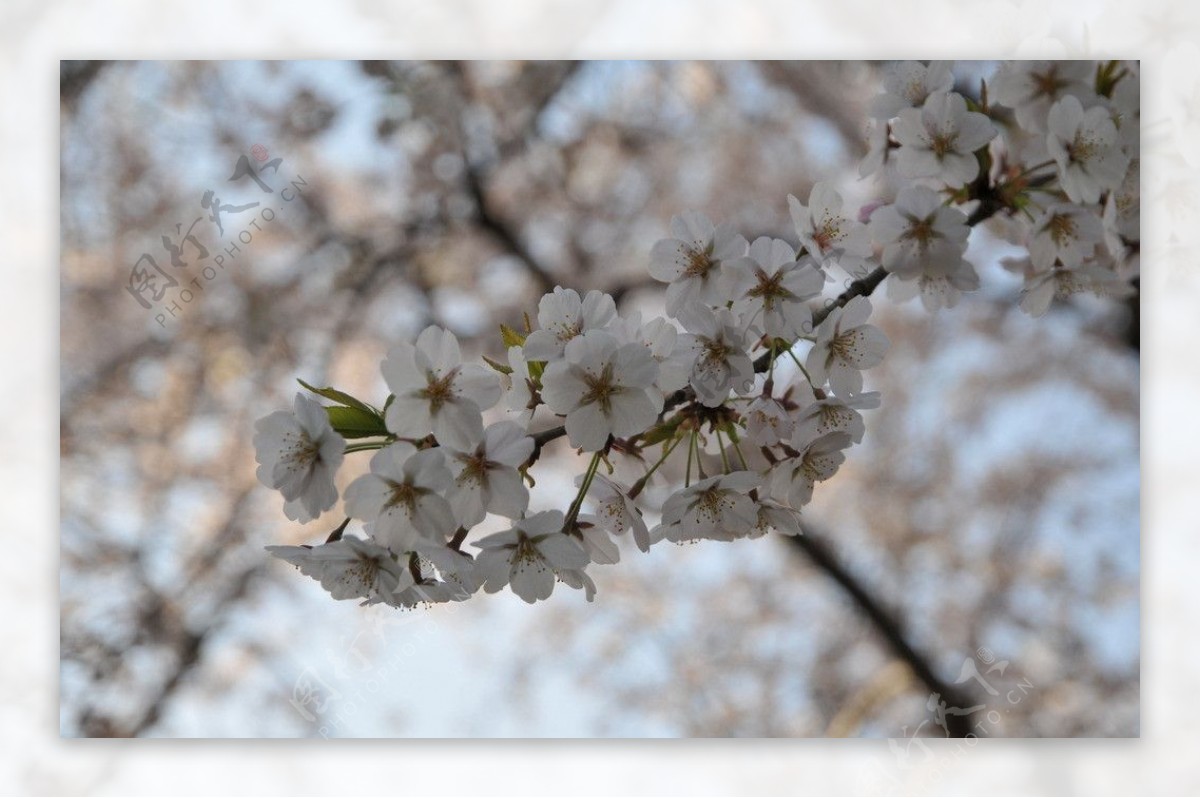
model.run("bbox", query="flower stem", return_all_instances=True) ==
[785,347,817,390]
[562,452,602,532]
[627,435,683,499]
[344,440,390,454]
[714,427,732,474]
[1017,158,1056,178]
[684,430,696,488]
[729,429,750,470]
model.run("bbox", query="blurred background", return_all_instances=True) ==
[59,60,1138,738]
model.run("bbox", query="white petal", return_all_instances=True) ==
[510,556,555,603]
[536,533,590,569]
[381,342,424,393]
[566,402,611,451]
[386,395,432,439]
[484,467,529,519]
[431,399,484,451]
[455,365,502,410]
[485,421,535,466]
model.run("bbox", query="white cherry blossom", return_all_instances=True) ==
[870,60,955,119]
[868,185,970,278]
[751,498,803,538]
[792,392,880,448]
[1028,203,1104,270]
[1047,95,1130,204]
[443,420,534,527]
[474,510,591,603]
[606,311,694,403]
[990,60,1095,134]
[678,306,755,408]
[541,329,661,452]
[343,443,456,552]
[723,236,825,339]
[893,91,997,188]
[649,210,749,317]
[267,536,412,605]
[658,471,760,543]
[806,297,889,398]
[887,261,980,311]
[787,182,872,272]
[523,287,616,362]
[744,394,801,448]
[254,392,345,524]
[383,325,501,451]
[392,542,482,606]
[771,431,854,508]
[1003,255,1134,318]
[573,517,621,565]
[582,473,650,553]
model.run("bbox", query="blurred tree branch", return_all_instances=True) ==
[787,526,977,737]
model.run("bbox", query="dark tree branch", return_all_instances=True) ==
[787,525,978,738]
[60,60,108,109]
[463,164,558,294]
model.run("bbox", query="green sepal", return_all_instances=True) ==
[641,417,683,447]
[482,355,514,375]
[325,405,389,439]
[500,324,527,348]
[298,379,379,416]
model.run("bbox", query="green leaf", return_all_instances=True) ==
[325,405,389,439]
[298,379,379,416]
[482,355,513,375]
[641,417,682,447]
[500,324,526,348]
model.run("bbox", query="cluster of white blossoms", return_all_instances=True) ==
[259,60,1139,608]
[863,59,1139,316]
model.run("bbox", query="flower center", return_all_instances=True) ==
[747,268,789,310]
[581,364,621,413]
[514,534,545,567]
[420,368,460,413]
[903,77,927,104]
[457,452,492,486]
[1067,132,1099,165]
[800,453,825,482]
[818,404,852,434]
[386,481,422,512]
[812,216,842,252]
[1045,213,1078,247]
[683,246,715,279]
[343,555,380,591]
[1032,67,1068,100]
[282,432,320,469]
[930,131,958,157]
[829,328,865,363]
[694,486,731,524]
[903,217,936,248]
[552,320,584,343]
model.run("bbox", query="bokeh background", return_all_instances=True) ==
[58,60,1140,740]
